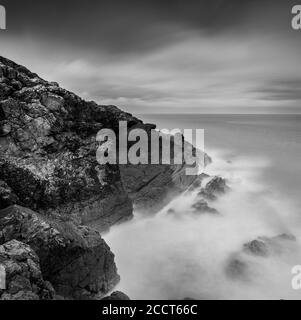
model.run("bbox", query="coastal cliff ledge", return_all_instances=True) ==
[0,56,204,299]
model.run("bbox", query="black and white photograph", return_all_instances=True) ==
[0,0,301,306]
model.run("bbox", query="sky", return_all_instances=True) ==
[0,0,300,114]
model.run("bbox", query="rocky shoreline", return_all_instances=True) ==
[0,56,231,300]
[0,56,209,299]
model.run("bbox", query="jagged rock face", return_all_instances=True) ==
[0,55,209,299]
[120,163,197,213]
[119,133,211,214]
[197,176,228,201]
[0,205,119,299]
[0,55,203,229]
[0,56,136,231]
[0,239,55,300]
[0,180,19,209]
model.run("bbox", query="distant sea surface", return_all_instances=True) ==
[138,114,301,199]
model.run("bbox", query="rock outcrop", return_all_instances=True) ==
[102,291,130,300]
[0,56,136,232]
[243,234,296,257]
[0,239,55,300]
[119,126,210,214]
[0,205,119,299]
[0,55,211,299]
[0,55,203,229]
[197,176,228,201]
[0,180,19,209]
[225,233,297,280]
[192,199,219,215]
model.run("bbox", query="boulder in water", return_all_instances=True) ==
[191,199,219,215]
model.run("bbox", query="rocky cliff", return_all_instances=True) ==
[0,56,203,299]
[0,205,119,299]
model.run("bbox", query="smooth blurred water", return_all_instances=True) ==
[104,114,301,300]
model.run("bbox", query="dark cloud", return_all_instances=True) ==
[1,0,297,54]
[255,79,301,101]
[0,0,300,113]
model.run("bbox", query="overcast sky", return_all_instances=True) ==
[0,0,300,114]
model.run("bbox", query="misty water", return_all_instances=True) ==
[104,114,301,300]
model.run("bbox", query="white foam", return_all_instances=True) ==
[104,149,301,300]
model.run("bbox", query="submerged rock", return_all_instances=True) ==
[225,255,249,280]
[167,208,176,215]
[226,233,297,281]
[243,239,269,257]
[244,233,296,257]
[0,55,208,230]
[0,239,55,300]
[198,176,228,201]
[191,199,219,215]
[187,173,210,192]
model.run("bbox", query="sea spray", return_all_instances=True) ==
[104,149,301,300]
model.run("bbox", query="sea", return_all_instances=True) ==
[104,114,301,300]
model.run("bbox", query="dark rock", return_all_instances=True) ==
[0,56,136,232]
[191,199,219,215]
[0,180,19,209]
[225,256,249,280]
[0,205,120,299]
[0,55,223,300]
[243,239,269,257]
[0,55,214,228]
[0,122,11,137]
[120,163,200,214]
[187,173,210,192]
[101,291,130,300]
[0,239,55,300]
[197,176,228,200]
[244,233,296,257]
[119,128,211,214]
[226,233,297,281]
[273,233,296,242]
[0,55,206,231]
[167,208,176,215]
